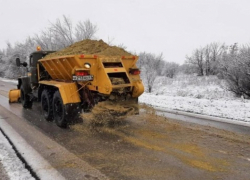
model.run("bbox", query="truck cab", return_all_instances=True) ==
[29,51,55,87]
[15,50,55,108]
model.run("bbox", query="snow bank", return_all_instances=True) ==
[139,75,250,122]
[152,75,235,99]
[139,93,250,122]
[0,78,18,85]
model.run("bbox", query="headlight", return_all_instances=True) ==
[84,63,91,69]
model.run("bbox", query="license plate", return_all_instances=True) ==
[73,75,93,81]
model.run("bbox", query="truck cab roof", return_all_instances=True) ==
[30,51,56,56]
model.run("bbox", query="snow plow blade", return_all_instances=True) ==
[9,89,21,103]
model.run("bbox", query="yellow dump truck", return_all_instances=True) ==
[9,49,144,127]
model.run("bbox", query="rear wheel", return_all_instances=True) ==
[41,89,53,121]
[53,91,67,128]
[20,86,32,108]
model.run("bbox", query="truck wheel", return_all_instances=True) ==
[53,91,67,128]
[20,86,33,108]
[41,90,53,121]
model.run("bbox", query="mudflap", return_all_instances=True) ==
[9,89,21,103]
[65,103,82,125]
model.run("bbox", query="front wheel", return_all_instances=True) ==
[53,91,67,128]
[20,86,32,108]
[41,89,53,121]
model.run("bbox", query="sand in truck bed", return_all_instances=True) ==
[45,39,133,58]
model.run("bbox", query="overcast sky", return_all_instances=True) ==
[1,0,250,64]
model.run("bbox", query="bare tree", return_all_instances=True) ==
[50,15,74,48]
[0,16,99,78]
[204,45,211,75]
[179,63,197,74]
[210,42,224,62]
[186,48,204,76]
[218,43,250,97]
[34,29,59,50]
[138,52,164,92]
[75,19,97,41]
[137,52,146,69]
[185,42,225,76]
[33,16,98,51]
[209,42,224,75]
[163,62,179,78]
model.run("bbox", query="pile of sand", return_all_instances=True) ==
[46,39,133,58]
[81,101,138,128]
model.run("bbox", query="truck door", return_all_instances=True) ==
[30,52,43,87]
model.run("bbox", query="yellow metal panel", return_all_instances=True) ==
[9,89,20,103]
[101,57,121,62]
[39,54,144,97]
[112,84,131,89]
[121,56,138,72]
[132,80,144,97]
[39,80,81,104]
[39,55,99,81]
[104,68,127,73]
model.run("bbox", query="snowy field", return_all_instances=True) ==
[139,75,250,123]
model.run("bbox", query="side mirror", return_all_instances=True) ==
[22,62,28,67]
[16,58,21,67]
[16,58,28,67]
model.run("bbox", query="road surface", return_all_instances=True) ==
[1,79,250,180]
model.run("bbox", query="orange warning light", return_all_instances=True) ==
[37,46,41,51]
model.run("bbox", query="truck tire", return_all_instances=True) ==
[41,89,53,121]
[53,91,67,128]
[20,86,33,108]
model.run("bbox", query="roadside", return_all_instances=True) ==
[0,103,108,180]
[140,75,250,123]
[0,162,9,180]
[0,128,34,180]
[139,93,250,123]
